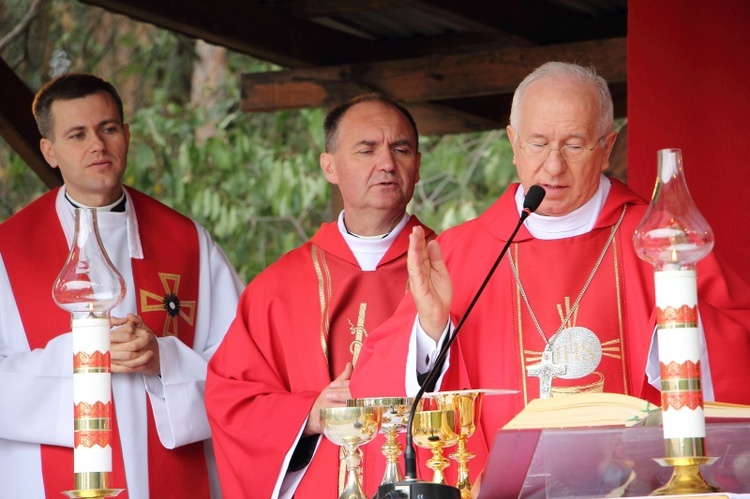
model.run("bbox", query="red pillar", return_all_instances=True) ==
[627,0,750,283]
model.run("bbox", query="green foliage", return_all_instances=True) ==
[0,151,47,216]
[123,72,331,281]
[414,130,517,231]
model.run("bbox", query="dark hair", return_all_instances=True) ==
[323,93,419,153]
[32,73,124,139]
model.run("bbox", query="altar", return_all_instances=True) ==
[478,420,750,498]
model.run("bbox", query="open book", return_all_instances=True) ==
[502,392,750,430]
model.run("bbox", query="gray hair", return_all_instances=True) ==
[509,61,614,143]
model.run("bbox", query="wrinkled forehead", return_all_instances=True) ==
[517,79,601,136]
[341,102,416,139]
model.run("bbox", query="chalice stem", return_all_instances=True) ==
[428,446,450,485]
[450,437,474,499]
[380,429,404,484]
[340,448,367,499]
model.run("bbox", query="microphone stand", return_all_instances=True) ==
[377,186,545,499]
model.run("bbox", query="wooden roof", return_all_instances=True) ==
[1,0,627,186]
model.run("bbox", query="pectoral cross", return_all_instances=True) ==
[526,344,566,399]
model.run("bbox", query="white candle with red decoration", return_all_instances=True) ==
[634,148,714,460]
[53,208,126,498]
[72,314,114,479]
[655,270,705,457]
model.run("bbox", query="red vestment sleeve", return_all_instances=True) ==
[695,254,750,404]
[350,293,415,399]
[206,276,324,498]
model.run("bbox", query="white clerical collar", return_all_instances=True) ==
[337,211,411,271]
[515,175,611,240]
[56,186,144,259]
[64,191,126,212]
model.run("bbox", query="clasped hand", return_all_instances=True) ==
[304,363,352,436]
[110,313,160,375]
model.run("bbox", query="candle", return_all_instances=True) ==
[53,207,126,497]
[72,317,113,481]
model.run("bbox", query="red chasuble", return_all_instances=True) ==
[351,180,750,480]
[205,216,434,499]
[0,187,209,498]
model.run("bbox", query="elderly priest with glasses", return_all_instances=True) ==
[349,61,750,484]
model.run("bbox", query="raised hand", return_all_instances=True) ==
[407,225,452,341]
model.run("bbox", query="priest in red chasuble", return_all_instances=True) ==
[0,74,243,498]
[205,94,435,498]
[350,62,750,483]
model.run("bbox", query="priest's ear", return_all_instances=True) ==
[320,152,339,185]
[599,130,619,173]
[39,138,59,169]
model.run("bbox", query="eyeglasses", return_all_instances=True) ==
[518,137,604,163]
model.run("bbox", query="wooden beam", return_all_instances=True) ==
[241,37,626,110]
[0,57,62,189]
[409,102,504,136]
[295,0,533,46]
[79,0,372,67]
[395,0,535,45]
[81,0,523,66]
[487,0,627,45]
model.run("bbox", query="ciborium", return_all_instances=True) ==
[347,397,414,492]
[411,408,459,486]
[320,406,383,499]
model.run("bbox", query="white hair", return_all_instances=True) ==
[509,61,614,143]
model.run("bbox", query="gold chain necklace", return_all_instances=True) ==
[508,205,627,398]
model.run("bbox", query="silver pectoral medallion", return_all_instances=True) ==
[549,326,602,380]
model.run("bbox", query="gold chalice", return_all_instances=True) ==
[411,408,459,485]
[427,390,483,499]
[320,406,383,499]
[348,397,414,491]
[426,388,514,499]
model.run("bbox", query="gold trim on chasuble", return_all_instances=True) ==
[311,244,369,495]
[516,229,628,405]
[139,273,196,337]
[312,245,332,363]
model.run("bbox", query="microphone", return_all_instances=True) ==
[377,185,545,499]
[522,184,546,215]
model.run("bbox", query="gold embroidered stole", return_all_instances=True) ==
[312,245,369,495]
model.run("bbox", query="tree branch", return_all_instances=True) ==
[0,0,46,53]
